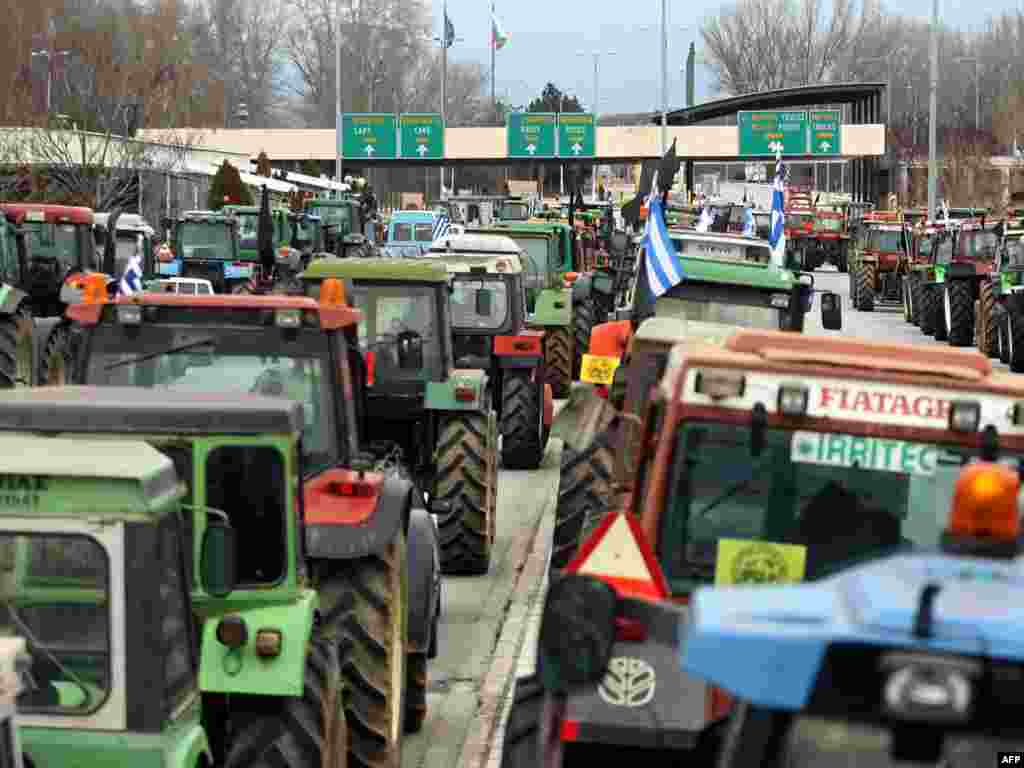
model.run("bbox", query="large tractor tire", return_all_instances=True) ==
[572,299,596,380]
[999,310,1011,364]
[910,273,924,326]
[37,322,72,386]
[499,675,544,768]
[319,534,408,768]
[944,280,974,347]
[847,269,858,308]
[1010,312,1024,373]
[837,243,849,273]
[433,412,497,575]
[500,370,545,470]
[933,285,949,341]
[0,306,33,388]
[977,281,998,357]
[551,427,616,573]
[225,632,346,768]
[919,284,937,336]
[854,262,875,311]
[901,277,912,322]
[543,327,572,399]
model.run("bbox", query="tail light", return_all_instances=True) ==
[365,351,375,387]
[327,480,375,497]
[454,384,476,402]
[615,617,647,642]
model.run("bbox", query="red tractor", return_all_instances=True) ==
[783,191,815,267]
[808,206,849,271]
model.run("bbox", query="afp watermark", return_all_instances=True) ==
[999,752,1024,765]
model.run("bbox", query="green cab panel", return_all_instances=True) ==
[531,288,572,326]
[199,590,317,697]
[425,370,489,412]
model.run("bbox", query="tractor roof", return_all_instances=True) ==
[93,212,155,235]
[180,210,235,223]
[0,203,94,225]
[430,233,521,254]
[423,251,523,274]
[0,387,303,435]
[301,257,449,283]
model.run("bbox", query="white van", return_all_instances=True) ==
[154,277,215,295]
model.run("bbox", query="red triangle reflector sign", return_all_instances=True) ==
[565,512,670,601]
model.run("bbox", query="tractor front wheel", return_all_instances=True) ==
[543,327,572,398]
[434,411,497,575]
[854,262,875,311]
[500,370,545,470]
[37,322,72,386]
[910,273,924,326]
[945,280,975,347]
[1010,312,1024,373]
[977,282,998,357]
[933,285,949,341]
[224,632,346,768]
[999,310,1011,364]
[551,426,616,573]
[572,298,596,380]
[0,306,33,388]
[919,284,937,336]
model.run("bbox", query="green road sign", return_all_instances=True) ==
[400,113,444,160]
[738,110,808,156]
[557,113,596,158]
[809,110,841,156]
[507,112,557,158]
[342,113,397,160]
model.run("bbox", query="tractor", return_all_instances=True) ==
[157,210,247,293]
[423,233,554,470]
[1,435,215,768]
[304,197,375,257]
[56,279,442,763]
[808,205,849,271]
[988,218,1024,369]
[300,258,501,576]
[223,204,291,262]
[848,210,909,311]
[902,218,954,329]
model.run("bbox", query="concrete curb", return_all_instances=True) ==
[455,477,554,768]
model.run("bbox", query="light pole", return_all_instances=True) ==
[953,56,980,133]
[639,23,689,153]
[577,50,616,199]
[335,0,343,184]
[856,50,905,129]
[434,3,463,198]
[927,0,939,220]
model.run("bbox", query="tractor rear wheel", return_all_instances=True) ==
[910,274,924,326]
[901,277,912,322]
[933,285,949,341]
[572,298,596,380]
[999,311,1012,364]
[854,262,875,311]
[0,306,33,388]
[1010,313,1024,373]
[551,426,616,573]
[837,243,849,273]
[500,371,544,470]
[945,280,974,347]
[919,285,937,335]
[434,411,497,575]
[978,281,998,357]
[225,631,346,768]
[317,533,408,768]
[404,652,427,734]
[37,322,72,386]
[543,327,572,398]
[499,675,543,768]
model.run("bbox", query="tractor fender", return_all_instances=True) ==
[166,720,214,768]
[0,283,27,316]
[493,329,544,369]
[424,369,490,412]
[531,288,572,326]
[543,382,554,427]
[198,590,317,697]
[304,471,409,560]
[406,505,441,655]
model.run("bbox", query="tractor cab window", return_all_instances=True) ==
[654,295,784,331]
[959,230,999,261]
[866,229,903,253]
[236,214,259,248]
[205,445,287,585]
[450,277,510,330]
[393,224,414,242]
[500,203,529,220]
[1008,238,1024,268]
[25,222,89,270]
[317,205,351,234]
[350,285,443,380]
[177,223,232,259]
[113,234,143,276]
[917,236,933,258]
[658,422,992,590]
[1,533,110,713]
[509,238,547,295]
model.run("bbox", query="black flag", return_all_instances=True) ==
[657,138,680,204]
[102,209,122,277]
[258,185,275,274]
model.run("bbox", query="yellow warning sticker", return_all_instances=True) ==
[714,538,807,586]
[580,354,620,385]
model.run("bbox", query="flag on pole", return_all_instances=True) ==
[491,10,509,49]
[768,150,786,268]
[444,9,455,48]
[432,213,451,241]
[119,253,144,295]
[643,193,685,297]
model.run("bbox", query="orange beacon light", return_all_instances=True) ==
[941,462,1021,558]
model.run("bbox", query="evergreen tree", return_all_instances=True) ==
[300,159,322,177]
[256,152,272,177]
[208,161,253,209]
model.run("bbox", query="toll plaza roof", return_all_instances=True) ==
[659,82,887,126]
[0,387,304,435]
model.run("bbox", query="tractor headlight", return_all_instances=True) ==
[881,652,980,724]
[770,293,791,308]
[117,305,143,325]
[275,309,302,328]
[777,385,809,416]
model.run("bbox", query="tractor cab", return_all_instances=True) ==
[223,204,290,262]
[304,197,367,255]
[92,212,156,281]
[160,210,244,292]
[849,211,909,310]
[497,197,533,222]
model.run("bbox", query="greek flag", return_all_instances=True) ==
[432,214,451,241]
[643,193,685,297]
[119,254,143,295]
[768,151,786,267]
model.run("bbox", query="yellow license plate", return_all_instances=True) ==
[580,354,620,385]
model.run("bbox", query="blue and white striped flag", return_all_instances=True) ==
[432,214,451,241]
[643,193,685,297]
[119,254,143,295]
[768,151,786,267]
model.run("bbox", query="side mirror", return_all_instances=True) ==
[396,330,424,369]
[200,521,238,598]
[821,290,842,330]
[537,574,617,693]
[475,288,493,316]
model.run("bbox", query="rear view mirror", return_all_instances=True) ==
[200,521,238,598]
[538,574,617,693]
[475,288,493,316]
[396,330,424,369]
[821,291,842,330]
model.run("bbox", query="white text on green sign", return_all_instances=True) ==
[791,431,938,476]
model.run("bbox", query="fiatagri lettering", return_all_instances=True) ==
[0,475,47,509]
[818,386,950,421]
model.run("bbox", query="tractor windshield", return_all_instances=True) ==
[350,284,444,380]
[235,212,259,248]
[24,222,93,271]
[83,325,335,471]
[867,229,904,253]
[312,205,351,236]
[658,422,1011,590]
[815,217,843,231]
[500,203,529,220]
[0,533,109,713]
[450,277,510,330]
[654,295,785,331]
[177,223,233,260]
[958,230,999,261]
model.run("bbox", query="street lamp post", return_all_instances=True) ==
[577,50,616,199]
[335,0,343,184]
[857,50,904,129]
[953,56,980,133]
[927,0,939,220]
[661,0,667,153]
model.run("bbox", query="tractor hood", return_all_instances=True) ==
[680,552,1024,712]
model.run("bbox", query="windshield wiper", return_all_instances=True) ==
[695,455,771,519]
[103,337,216,371]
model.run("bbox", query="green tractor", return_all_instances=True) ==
[0,214,34,389]
[304,197,375,258]
[59,284,442,764]
[469,222,576,397]
[223,204,291,262]
[158,210,247,293]
[989,218,1024,368]
[422,234,554,470]
[301,257,501,575]
[2,435,216,768]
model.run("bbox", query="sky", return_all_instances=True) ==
[434,0,1024,114]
